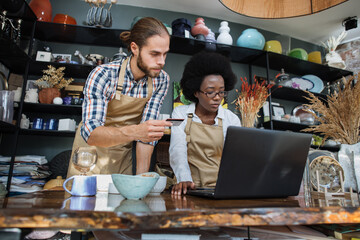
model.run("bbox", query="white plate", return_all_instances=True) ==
[302,75,324,93]
[282,77,314,91]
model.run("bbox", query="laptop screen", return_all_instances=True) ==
[212,126,312,199]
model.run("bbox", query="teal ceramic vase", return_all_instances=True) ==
[236,29,265,50]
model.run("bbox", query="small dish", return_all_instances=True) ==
[281,77,314,91]
[301,75,324,93]
[309,155,344,192]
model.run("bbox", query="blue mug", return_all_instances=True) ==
[62,196,96,211]
[63,175,97,196]
[44,119,58,130]
[32,118,44,130]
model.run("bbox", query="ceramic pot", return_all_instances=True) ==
[171,18,191,37]
[191,17,209,37]
[217,21,233,45]
[38,88,61,104]
[308,51,322,64]
[264,40,282,54]
[288,48,308,60]
[29,0,52,22]
[53,14,77,25]
[236,28,265,50]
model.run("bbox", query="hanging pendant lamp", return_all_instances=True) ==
[219,0,349,19]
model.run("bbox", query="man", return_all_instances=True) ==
[67,17,172,177]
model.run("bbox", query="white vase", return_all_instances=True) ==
[217,21,233,45]
[337,142,360,192]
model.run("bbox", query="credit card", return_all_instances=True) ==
[166,118,184,126]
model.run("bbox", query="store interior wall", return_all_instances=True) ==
[2,0,324,161]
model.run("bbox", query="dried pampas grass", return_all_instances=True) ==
[302,75,360,145]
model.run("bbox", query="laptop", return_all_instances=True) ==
[187,126,312,199]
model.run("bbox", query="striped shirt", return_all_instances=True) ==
[81,56,170,145]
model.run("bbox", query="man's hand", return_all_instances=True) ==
[134,120,172,142]
[171,181,196,195]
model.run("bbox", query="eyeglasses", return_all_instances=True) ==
[199,90,228,98]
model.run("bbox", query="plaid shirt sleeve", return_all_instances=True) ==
[140,71,170,145]
[80,65,115,142]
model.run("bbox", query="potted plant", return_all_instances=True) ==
[303,75,360,191]
[233,76,276,127]
[34,65,74,104]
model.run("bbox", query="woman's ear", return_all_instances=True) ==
[194,91,200,99]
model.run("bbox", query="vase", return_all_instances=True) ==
[29,0,52,22]
[236,28,265,50]
[337,142,360,192]
[217,21,233,45]
[241,112,257,128]
[191,17,209,37]
[38,88,61,104]
[171,18,192,37]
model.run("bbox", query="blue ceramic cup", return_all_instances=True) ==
[44,119,58,130]
[63,175,97,196]
[32,118,44,130]
[62,196,96,211]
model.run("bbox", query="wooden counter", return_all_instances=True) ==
[0,190,359,231]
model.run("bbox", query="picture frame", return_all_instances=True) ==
[52,53,72,62]
[272,105,285,116]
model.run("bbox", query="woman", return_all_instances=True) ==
[169,51,241,195]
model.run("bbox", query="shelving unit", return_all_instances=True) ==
[0,0,37,192]
[0,0,354,192]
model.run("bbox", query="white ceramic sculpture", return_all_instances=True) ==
[217,21,233,45]
[24,88,38,103]
[338,142,360,192]
[321,31,347,69]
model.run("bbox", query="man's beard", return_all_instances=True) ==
[137,52,162,78]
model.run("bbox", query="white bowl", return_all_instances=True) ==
[149,176,167,195]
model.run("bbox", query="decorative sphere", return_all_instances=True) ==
[53,97,63,105]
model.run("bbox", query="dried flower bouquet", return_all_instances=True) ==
[303,75,360,145]
[233,76,275,127]
[35,65,74,89]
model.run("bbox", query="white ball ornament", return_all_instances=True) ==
[53,97,63,105]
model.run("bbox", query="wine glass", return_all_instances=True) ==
[72,147,97,175]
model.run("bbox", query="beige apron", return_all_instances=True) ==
[67,58,153,177]
[185,113,224,187]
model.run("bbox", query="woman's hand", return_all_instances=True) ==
[171,181,195,195]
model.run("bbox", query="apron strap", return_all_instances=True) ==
[115,57,153,100]
[115,57,129,100]
[218,118,223,127]
[185,113,193,143]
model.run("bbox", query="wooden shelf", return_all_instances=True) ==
[0,37,31,73]
[0,1,37,21]
[29,61,94,78]
[253,52,353,82]
[34,22,127,47]
[19,129,76,137]
[271,86,328,103]
[22,102,82,115]
[262,120,313,132]
[33,22,353,83]
[0,121,17,133]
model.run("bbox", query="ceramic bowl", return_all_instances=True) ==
[264,40,282,54]
[149,176,167,195]
[308,51,322,64]
[111,172,159,200]
[114,199,151,212]
[288,48,308,60]
[53,14,77,25]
